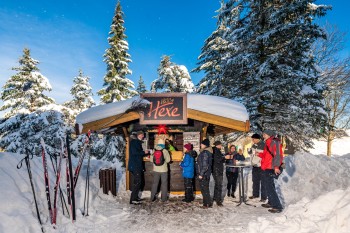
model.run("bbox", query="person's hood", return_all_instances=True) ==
[155,145,165,150]
[189,150,198,158]
[201,146,213,153]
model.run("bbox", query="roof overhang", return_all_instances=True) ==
[76,94,250,135]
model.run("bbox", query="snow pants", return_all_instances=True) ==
[262,170,283,209]
[252,166,267,199]
[226,171,239,194]
[199,177,212,206]
[184,178,194,202]
[151,172,168,202]
[213,172,223,203]
[130,171,143,203]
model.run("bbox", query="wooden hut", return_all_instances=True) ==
[76,93,250,193]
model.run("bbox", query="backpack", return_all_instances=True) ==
[266,137,284,179]
[153,149,165,166]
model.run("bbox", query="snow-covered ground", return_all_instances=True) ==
[0,136,350,233]
[310,130,350,156]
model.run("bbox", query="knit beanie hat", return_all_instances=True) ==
[201,139,210,147]
[263,129,276,137]
[251,133,261,139]
[184,143,193,151]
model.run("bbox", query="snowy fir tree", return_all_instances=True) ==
[196,0,330,150]
[194,0,236,95]
[136,76,147,94]
[97,1,137,103]
[0,104,73,156]
[64,69,95,119]
[0,48,54,118]
[85,133,125,163]
[151,55,195,93]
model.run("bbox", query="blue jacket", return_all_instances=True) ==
[196,147,213,179]
[128,139,147,173]
[180,153,195,178]
[225,152,245,173]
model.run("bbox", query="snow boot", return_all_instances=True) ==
[268,208,283,213]
[262,203,272,208]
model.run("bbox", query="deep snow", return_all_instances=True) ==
[0,139,350,233]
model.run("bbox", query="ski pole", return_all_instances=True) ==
[66,134,76,222]
[17,149,44,233]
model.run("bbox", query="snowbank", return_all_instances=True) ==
[279,152,350,205]
[76,94,249,125]
[248,188,350,233]
[0,152,121,233]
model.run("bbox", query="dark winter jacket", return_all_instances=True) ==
[212,147,225,175]
[225,152,245,173]
[128,139,148,173]
[180,152,195,179]
[196,147,213,179]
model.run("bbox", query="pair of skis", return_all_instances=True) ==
[40,131,91,227]
[41,138,64,226]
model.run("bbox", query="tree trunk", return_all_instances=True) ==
[326,137,333,157]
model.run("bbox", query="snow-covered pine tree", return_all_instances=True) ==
[197,0,330,150]
[97,1,137,103]
[0,48,54,118]
[136,76,147,94]
[64,69,95,119]
[151,55,195,93]
[0,104,73,156]
[194,0,238,96]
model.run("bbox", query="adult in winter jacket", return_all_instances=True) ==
[249,133,267,202]
[197,139,213,208]
[128,131,150,205]
[149,138,171,202]
[212,141,225,206]
[225,146,245,198]
[180,143,196,202]
[259,129,284,213]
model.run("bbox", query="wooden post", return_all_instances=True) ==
[123,127,130,191]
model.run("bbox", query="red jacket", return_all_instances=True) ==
[259,136,284,170]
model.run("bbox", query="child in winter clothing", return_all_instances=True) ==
[180,143,196,202]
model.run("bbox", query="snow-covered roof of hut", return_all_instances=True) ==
[76,94,249,125]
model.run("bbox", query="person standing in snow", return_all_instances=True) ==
[249,133,267,202]
[225,145,244,198]
[150,138,171,202]
[196,139,213,208]
[259,130,284,213]
[180,143,197,203]
[212,141,226,206]
[128,131,150,205]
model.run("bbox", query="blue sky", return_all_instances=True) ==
[0,0,349,104]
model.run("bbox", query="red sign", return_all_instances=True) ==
[140,93,188,125]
